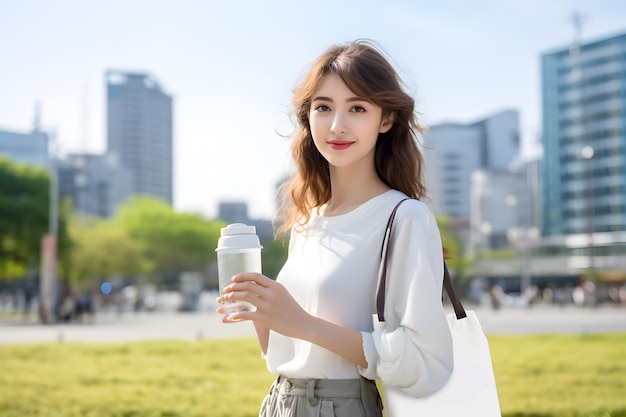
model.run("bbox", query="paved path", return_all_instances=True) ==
[1,305,625,345]
[474,305,626,335]
[0,311,255,344]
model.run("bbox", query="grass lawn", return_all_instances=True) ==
[0,334,625,416]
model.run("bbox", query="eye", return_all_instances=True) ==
[314,105,330,112]
[351,106,366,113]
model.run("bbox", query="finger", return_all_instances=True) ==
[232,272,272,287]
[225,281,269,298]
[224,310,255,322]
[222,314,242,324]
[217,302,255,318]
[224,293,262,309]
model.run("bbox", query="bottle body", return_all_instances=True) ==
[217,248,261,314]
[215,223,263,316]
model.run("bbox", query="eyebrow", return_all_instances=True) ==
[311,96,371,103]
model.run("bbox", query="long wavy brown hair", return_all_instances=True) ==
[275,40,428,237]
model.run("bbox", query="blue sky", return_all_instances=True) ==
[1,0,625,219]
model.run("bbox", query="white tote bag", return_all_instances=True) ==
[375,199,502,417]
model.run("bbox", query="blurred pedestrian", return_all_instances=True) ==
[58,291,75,322]
[490,284,503,310]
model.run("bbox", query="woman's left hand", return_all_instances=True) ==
[219,273,314,340]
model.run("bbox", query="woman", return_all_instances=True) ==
[218,40,453,417]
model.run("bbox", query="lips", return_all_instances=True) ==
[328,140,354,150]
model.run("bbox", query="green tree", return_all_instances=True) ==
[261,239,289,280]
[64,215,151,289]
[114,197,224,288]
[435,214,473,293]
[0,157,69,280]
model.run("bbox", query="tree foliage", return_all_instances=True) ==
[435,214,471,280]
[64,216,151,288]
[63,197,225,289]
[261,239,289,280]
[0,157,69,280]
[112,197,224,288]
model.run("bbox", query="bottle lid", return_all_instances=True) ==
[216,223,262,251]
[220,223,256,237]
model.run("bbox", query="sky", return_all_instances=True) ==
[1,0,625,220]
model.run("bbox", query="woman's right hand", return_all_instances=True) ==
[220,272,315,340]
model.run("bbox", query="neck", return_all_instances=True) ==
[323,164,390,217]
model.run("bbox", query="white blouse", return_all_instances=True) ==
[265,189,453,397]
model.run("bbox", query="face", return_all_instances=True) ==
[309,73,393,171]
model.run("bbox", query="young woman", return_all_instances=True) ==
[218,40,453,417]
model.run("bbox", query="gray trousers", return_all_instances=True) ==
[259,376,383,417]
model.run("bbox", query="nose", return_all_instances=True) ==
[330,114,347,135]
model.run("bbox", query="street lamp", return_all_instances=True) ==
[39,130,59,323]
[578,145,594,160]
[577,145,595,282]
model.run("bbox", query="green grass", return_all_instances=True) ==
[0,334,625,416]
[0,338,275,417]
[490,333,626,417]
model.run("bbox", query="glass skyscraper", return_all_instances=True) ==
[106,71,173,205]
[541,32,626,237]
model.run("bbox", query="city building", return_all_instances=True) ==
[541,31,626,236]
[469,169,531,252]
[218,202,250,225]
[57,153,132,218]
[0,128,50,169]
[106,71,173,205]
[422,110,521,252]
[218,201,273,244]
[423,109,520,221]
[539,30,626,282]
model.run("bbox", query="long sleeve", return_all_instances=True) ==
[359,200,453,397]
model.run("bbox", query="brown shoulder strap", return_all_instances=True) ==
[443,261,467,319]
[376,199,467,322]
[376,198,410,321]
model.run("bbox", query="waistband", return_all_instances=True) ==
[274,375,379,406]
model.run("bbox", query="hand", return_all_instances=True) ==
[219,272,313,340]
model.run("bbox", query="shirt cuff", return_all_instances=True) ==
[358,331,379,380]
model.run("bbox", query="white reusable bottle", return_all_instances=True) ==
[216,223,263,315]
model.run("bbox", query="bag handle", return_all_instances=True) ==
[375,199,467,322]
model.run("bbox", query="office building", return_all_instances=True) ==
[57,153,132,218]
[0,128,50,169]
[423,109,520,221]
[106,71,173,205]
[541,32,626,236]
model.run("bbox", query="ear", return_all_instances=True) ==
[379,112,395,133]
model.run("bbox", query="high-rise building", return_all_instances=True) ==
[423,109,520,221]
[106,71,173,205]
[541,32,626,236]
[0,128,50,169]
